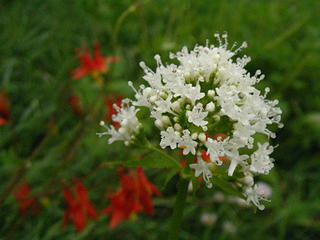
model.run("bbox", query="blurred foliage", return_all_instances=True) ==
[0,0,320,239]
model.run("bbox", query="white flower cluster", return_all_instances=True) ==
[97,99,141,146]
[130,34,282,209]
[100,34,282,210]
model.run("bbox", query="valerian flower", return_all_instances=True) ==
[99,33,283,210]
[98,99,141,146]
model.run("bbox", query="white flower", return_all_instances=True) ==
[250,142,274,174]
[244,184,270,210]
[97,99,141,145]
[160,127,180,149]
[222,221,237,235]
[200,213,217,226]
[233,122,255,148]
[240,174,254,187]
[212,191,225,202]
[174,83,205,105]
[256,181,272,199]
[178,129,197,155]
[227,196,249,207]
[205,137,228,165]
[155,94,175,114]
[190,159,213,188]
[128,81,153,108]
[100,34,283,210]
[187,103,208,130]
[227,150,249,176]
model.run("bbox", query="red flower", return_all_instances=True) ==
[72,42,120,80]
[63,180,98,232]
[104,96,122,127]
[69,95,83,116]
[0,92,10,126]
[14,183,40,215]
[102,168,161,229]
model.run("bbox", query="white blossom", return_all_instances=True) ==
[256,182,272,199]
[205,137,228,165]
[190,159,213,188]
[187,103,208,130]
[97,99,141,145]
[222,221,237,235]
[178,130,198,155]
[160,127,180,149]
[99,33,282,211]
[227,151,249,176]
[200,213,217,226]
[243,184,270,210]
[250,142,274,174]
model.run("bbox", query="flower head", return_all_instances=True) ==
[250,142,274,174]
[99,33,282,210]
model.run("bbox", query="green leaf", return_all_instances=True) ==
[105,151,181,169]
[161,168,178,190]
[212,177,243,199]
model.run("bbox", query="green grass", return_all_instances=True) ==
[1,0,320,239]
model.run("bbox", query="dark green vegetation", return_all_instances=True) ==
[1,0,319,239]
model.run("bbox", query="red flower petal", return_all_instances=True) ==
[14,183,40,215]
[62,180,97,232]
[102,168,160,229]
[72,42,120,80]
[0,92,10,125]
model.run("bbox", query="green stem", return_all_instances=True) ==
[168,176,189,240]
[111,2,145,52]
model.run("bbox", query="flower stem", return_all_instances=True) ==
[168,176,189,240]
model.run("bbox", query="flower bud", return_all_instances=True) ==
[198,133,206,142]
[143,87,153,96]
[155,119,163,129]
[241,175,254,187]
[191,132,198,140]
[149,95,157,103]
[174,123,182,131]
[208,90,215,97]
[205,102,215,112]
[161,115,171,125]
